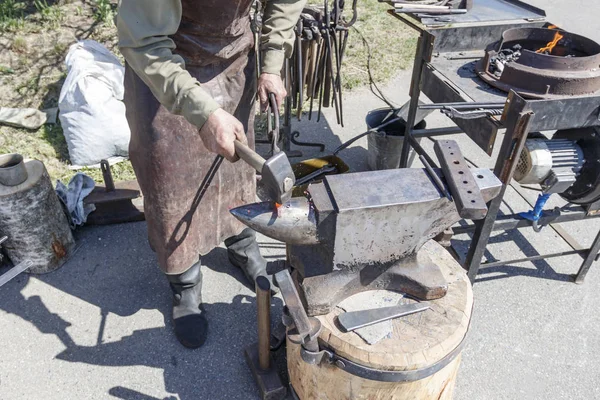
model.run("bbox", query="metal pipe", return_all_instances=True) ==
[419,102,506,110]
[0,153,28,186]
[480,249,587,268]
[256,276,272,371]
[412,126,464,136]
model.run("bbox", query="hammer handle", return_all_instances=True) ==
[234,140,265,172]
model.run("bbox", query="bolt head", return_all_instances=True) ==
[283,177,294,192]
[335,360,346,368]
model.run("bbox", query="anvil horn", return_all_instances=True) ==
[230,197,319,245]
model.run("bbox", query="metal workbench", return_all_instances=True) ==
[387,0,600,283]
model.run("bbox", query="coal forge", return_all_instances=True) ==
[475,27,600,99]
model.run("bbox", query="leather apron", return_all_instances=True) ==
[124,0,257,274]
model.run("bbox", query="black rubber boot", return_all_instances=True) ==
[166,261,208,349]
[225,228,277,291]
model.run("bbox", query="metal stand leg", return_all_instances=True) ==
[400,32,434,168]
[465,93,534,282]
[575,228,600,284]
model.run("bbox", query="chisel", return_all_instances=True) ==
[338,302,431,332]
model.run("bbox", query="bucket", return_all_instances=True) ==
[291,155,350,197]
[366,109,427,170]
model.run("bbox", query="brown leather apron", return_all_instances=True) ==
[124,0,257,274]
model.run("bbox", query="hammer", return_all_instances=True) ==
[234,140,295,204]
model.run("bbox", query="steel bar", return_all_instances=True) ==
[465,92,534,281]
[480,250,589,269]
[419,155,450,200]
[0,260,33,288]
[256,276,272,371]
[400,32,435,168]
[338,302,430,332]
[575,228,600,283]
[419,102,506,110]
[452,206,600,234]
[412,126,464,137]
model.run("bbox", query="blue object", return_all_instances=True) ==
[519,193,552,222]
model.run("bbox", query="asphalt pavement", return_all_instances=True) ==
[1,1,600,399]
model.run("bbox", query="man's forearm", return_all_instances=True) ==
[260,0,308,75]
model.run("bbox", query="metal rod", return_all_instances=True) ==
[575,228,600,284]
[419,102,506,110]
[412,126,464,137]
[256,276,272,371]
[452,206,600,234]
[480,250,587,268]
[419,155,451,200]
[0,260,33,288]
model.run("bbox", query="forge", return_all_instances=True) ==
[476,27,600,98]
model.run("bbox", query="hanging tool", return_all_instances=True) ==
[337,302,431,332]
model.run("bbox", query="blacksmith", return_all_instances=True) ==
[117,0,305,348]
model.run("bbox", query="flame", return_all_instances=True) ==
[547,24,558,30]
[536,30,564,54]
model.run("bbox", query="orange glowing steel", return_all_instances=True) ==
[536,30,564,54]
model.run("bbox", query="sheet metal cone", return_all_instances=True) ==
[230,197,319,245]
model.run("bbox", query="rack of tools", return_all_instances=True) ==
[380,0,600,283]
[254,0,358,157]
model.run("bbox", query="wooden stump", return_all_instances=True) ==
[0,160,75,274]
[287,240,472,400]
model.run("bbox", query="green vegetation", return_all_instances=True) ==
[94,0,115,25]
[0,0,26,32]
[34,0,65,30]
[11,36,28,53]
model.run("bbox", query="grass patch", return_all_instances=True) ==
[34,0,65,30]
[308,0,417,90]
[0,0,26,32]
[11,36,28,53]
[0,123,136,184]
[93,0,115,25]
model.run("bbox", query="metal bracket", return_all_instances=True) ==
[434,139,488,220]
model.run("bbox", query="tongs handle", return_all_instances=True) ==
[266,92,280,154]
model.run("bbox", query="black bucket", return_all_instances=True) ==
[366,108,427,170]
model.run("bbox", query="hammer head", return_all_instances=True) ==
[261,152,295,204]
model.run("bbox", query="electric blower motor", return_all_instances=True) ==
[514,127,600,205]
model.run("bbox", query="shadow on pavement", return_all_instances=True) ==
[452,223,575,283]
[0,222,285,399]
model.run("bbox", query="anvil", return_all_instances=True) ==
[231,167,502,316]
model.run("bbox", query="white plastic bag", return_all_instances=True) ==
[58,40,130,168]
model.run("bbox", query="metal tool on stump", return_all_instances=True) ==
[244,277,287,400]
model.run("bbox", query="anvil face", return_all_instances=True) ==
[231,168,501,272]
[230,167,502,315]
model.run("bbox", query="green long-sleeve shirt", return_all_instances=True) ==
[117,0,305,129]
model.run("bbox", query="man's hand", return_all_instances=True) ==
[198,108,247,162]
[257,73,287,111]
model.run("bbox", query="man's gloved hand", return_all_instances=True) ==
[257,73,287,111]
[198,108,248,162]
